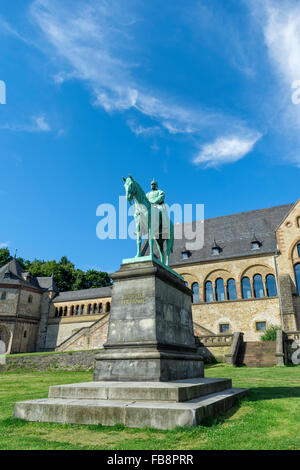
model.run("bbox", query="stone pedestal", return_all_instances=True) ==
[14,257,248,429]
[93,258,204,381]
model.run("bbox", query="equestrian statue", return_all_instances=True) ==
[123,176,174,266]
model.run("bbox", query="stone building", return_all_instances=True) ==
[170,202,300,341]
[1,200,300,353]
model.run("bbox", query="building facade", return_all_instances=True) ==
[1,200,300,353]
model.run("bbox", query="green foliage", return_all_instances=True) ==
[0,248,111,292]
[261,325,281,342]
[0,248,12,267]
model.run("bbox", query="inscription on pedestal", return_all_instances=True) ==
[121,293,145,305]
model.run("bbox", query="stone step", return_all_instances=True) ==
[48,378,232,403]
[14,387,248,430]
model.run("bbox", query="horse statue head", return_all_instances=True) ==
[123,175,136,205]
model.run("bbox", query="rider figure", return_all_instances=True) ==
[146,179,170,239]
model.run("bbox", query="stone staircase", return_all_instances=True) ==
[55,313,110,352]
[14,377,248,429]
[236,341,276,367]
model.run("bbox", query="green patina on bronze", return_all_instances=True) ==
[123,176,174,266]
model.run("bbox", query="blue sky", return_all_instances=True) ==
[1,0,300,273]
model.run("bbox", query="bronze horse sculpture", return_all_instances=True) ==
[123,176,174,266]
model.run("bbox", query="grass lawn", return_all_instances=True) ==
[0,364,299,450]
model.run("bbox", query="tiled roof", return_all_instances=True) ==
[169,203,293,266]
[53,286,112,302]
[0,259,59,291]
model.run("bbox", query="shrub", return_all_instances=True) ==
[261,325,281,342]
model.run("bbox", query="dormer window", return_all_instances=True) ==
[251,234,262,250]
[181,250,191,260]
[251,242,260,250]
[4,272,11,279]
[212,239,222,256]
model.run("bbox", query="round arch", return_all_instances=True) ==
[287,237,300,261]
[0,325,12,354]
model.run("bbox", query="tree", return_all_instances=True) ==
[0,248,111,292]
[84,270,111,289]
[0,248,12,268]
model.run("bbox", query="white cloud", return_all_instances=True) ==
[262,1,300,84]
[127,121,161,137]
[0,15,30,43]
[193,132,262,168]
[0,114,51,132]
[246,0,300,164]
[30,0,257,150]
[33,115,51,131]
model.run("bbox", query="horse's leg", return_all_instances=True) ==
[160,239,165,264]
[155,239,164,263]
[149,220,154,258]
[136,221,141,257]
[165,223,174,266]
[166,239,170,266]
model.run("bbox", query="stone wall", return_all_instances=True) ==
[173,254,282,341]
[0,350,102,372]
[56,313,110,351]
[198,345,231,363]
[275,199,300,331]
[44,295,112,350]
[193,297,281,342]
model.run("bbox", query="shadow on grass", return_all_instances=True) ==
[245,386,300,402]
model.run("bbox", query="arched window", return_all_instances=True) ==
[28,295,33,303]
[59,307,63,317]
[106,302,111,313]
[93,303,97,314]
[75,305,80,315]
[205,281,214,302]
[227,279,237,300]
[192,283,200,303]
[63,307,68,316]
[98,303,103,313]
[253,274,264,298]
[70,306,74,316]
[55,307,59,317]
[241,277,252,299]
[1,292,6,300]
[266,274,277,297]
[295,264,300,295]
[297,244,300,258]
[215,278,225,301]
[87,304,91,314]
[81,305,85,315]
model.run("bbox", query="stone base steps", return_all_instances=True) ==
[48,377,232,402]
[14,378,248,430]
[237,341,276,367]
